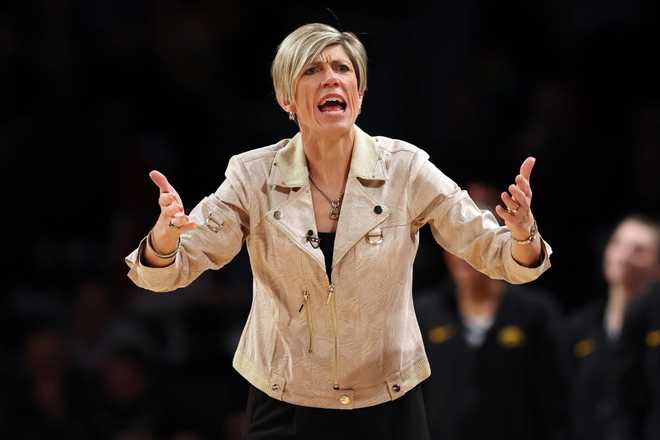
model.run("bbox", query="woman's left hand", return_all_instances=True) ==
[495,157,536,240]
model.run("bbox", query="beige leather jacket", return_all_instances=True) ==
[126,125,552,410]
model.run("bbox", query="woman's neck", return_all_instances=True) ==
[301,127,355,187]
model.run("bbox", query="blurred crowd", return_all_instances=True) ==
[416,185,660,440]
[2,1,660,439]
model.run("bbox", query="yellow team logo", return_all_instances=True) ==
[498,326,525,348]
[646,330,660,347]
[574,339,596,358]
[429,325,454,344]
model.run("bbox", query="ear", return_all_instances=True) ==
[357,91,365,114]
[276,91,296,114]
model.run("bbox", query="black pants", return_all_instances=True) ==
[242,384,430,440]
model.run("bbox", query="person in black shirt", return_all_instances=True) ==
[415,182,567,440]
[564,215,660,440]
[617,283,660,440]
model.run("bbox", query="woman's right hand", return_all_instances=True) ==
[147,170,199,261]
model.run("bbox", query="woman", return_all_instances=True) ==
[126,23,552,439]
[618,280,660,440]
[564,215,660,440]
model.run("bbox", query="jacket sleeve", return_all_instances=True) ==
[408,149,552,284]
[124,155,250,292]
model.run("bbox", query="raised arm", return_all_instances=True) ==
[125,156,250,292]
[408,150,552,284]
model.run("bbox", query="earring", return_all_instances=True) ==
[288,112,296,121]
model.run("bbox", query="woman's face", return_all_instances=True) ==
[604,219,660,294]
[288,44,363,136]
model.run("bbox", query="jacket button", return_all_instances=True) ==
[374,205,383,214]
[307,229,314,236]
[274,210,282,219]
[392,384,401,392]
[339,394,351,405]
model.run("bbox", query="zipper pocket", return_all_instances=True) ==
[299,290,313,353]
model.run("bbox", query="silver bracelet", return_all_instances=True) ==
[512,220,538,245]
[147,230,180,259]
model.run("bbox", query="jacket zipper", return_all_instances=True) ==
[327,283,339,389]
[299,290,313,353]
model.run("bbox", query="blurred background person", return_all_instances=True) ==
[2,327,94,439]
[617,280,660,437]
[415,181,567,440]
[563,215,660,440]
[91,346,159,440]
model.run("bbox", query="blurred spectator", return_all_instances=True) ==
[416,182,567,440]
[617,281,660,440]
[3,327,93,438]
[70,280,117,370]
[92,346,160,440]
[563,215,660,440]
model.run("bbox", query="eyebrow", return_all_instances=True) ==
[307,58,351,66]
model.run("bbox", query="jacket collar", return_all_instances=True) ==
[267,125,387,188]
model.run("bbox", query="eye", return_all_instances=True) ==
[303,66,318,75]
[337,64,350,72]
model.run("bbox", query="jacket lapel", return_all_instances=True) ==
[332,175,391,268]
[333,126,390,268]
[265,125,391,273]
[266,133,324,270]
[265,184,325,271]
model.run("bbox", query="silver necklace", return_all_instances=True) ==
[309,177,343,220]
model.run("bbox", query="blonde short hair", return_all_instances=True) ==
[271,23,367,105]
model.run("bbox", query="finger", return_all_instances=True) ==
[508,184,530,210]
[495,204,515,223]
[170,214,198,231]
[519,157,536,183]
[163,202,184,218]
[501,191,521,212]
[158,193,177,208]
[179,221,200,233]
[151,170,184,206]
[149,170,174,193]
[515,174,532,199]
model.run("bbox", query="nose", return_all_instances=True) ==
[321,69,339,87]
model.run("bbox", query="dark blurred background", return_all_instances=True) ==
[1,1,659,438]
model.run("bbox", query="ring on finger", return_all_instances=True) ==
[507,203,520,215]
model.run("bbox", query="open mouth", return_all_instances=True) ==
[317,96,347,112]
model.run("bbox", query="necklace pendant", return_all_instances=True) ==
[329,200,341,220]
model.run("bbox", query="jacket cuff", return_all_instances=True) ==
[502,234,553,284]
[125,234,182,292]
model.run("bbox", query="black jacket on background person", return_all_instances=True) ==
[563,301,625,440]
[415,283,567,440]
[617,283,660,440]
